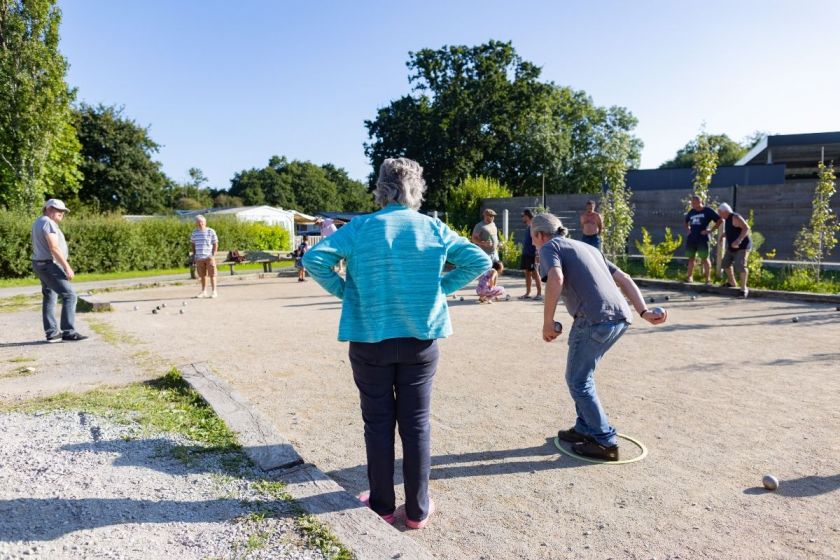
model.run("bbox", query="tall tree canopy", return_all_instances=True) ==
[364,40,642,208]
[659,132,765,169]
[74,103,169,213]
[228,156,374,215]
[0,0,81,211]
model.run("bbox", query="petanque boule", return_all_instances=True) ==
[651,306,668,320]
[762,474,779,491]
[133,305,139,311]
[649,297,655,303]
[152,309,158,315]
[553,321,563,334]
[665,295,671,301]
[179,309,185,315]
[792,317,799,323]
[161,303,167,308]
[460,297,464,301]
[183,301,188,306]
[691,296,697,301]
[505,294,511,301]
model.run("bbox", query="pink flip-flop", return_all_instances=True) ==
[402,497,436,530]
[358,492,396,524]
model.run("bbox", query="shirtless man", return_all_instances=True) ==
[580,200,603,251]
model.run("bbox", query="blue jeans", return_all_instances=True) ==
[581,234,602,251]
[349,337,438,522]
[565,318,629,446]
[32,261,78,337]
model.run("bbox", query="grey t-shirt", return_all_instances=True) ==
[31,215,67,261]
[539,236,631,324]
[472,221,498,256]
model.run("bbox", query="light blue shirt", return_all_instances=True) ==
[302,204,491,343]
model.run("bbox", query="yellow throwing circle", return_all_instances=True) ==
[553,434,648,465]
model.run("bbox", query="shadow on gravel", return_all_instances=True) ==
[0,340,52,348]
[327,437,585,494]
[0,495,345,541]
[743,474,840,498]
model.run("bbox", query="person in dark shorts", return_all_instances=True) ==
[518,209,542,300]
[579,200,603,250]
[684,194,722,284]
[717,203,752,298]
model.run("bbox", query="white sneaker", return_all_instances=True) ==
[210,291,218,299]
[195,292,208,299]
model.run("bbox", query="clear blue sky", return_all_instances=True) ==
[59,0,840,189]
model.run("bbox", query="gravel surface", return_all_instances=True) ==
[0,411,327,560]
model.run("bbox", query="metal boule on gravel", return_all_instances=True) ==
[762,474,779,491]
[152,309,158,315]
[792,317,799,323]
[460,297,464,301]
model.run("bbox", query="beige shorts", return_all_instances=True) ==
[195,256,217,278]
[722,249,749,275]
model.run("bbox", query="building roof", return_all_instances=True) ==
[735,132,840,166]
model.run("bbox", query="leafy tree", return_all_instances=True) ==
[447,175,511,230]
[228,156,372,214]
[691,131,719,204]
[74,103,168,213]
[660,132,765,169]
[212,192,244,208]
[164,167,214,210]
[364,41,641,208]
[321,163,375,212]
[599,133,635,261]
[794,160,839,280]
[0,0,81,211]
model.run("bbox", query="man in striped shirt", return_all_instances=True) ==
[190,215,219,298]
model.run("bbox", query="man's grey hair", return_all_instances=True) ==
[530,213,568,237]
[374,158,427,210]
[195,214,206,224]
[718,202,733,214]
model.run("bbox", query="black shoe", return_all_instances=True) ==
[46,333,62,343]
[572,440,620,461]
[557,427,594,444]
[61,332,88,342]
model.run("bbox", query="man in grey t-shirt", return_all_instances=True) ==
[31,199,86,342]
[471,209,499,262]
[532,213,665,461]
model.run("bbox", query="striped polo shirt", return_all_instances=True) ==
[191,227,218,258]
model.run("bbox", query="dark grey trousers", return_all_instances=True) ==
[348,337,438,521]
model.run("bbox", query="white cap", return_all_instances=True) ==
[718,203,733,214]
[44,199,69,212]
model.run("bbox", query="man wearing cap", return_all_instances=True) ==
[471,209,499,262]
[717,203,752,298]
[31,199,87,342]
[530,212,667,461]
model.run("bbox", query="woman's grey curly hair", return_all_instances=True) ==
[374,158,427,210]
[530,213,569,237]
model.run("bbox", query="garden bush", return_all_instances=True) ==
[634,227,682,279]
[0,210,290,278]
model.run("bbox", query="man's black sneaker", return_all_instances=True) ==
[557,428,594,444]
[46,333,62,343]
[61,332,88,342]
[572,441,620,461]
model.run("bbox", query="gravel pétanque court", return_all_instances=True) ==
[3,273,839,559]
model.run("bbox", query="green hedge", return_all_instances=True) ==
[0,211,291,278]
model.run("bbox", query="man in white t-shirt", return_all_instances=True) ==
[190,215,219,298]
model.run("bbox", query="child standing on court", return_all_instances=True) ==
[475,261,506,303]
[294,235,309,282]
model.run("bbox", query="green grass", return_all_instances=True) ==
[85,318,138,345]
[0,261,295,289]
[0,365,36,379]
[0,367,353,560]
[7,356,35,363]
[0,368,239,450]
[0,294,39,313]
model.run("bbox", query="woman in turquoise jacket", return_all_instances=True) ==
[302,158,490,529]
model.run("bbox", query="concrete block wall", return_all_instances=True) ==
[481,181,840,261]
